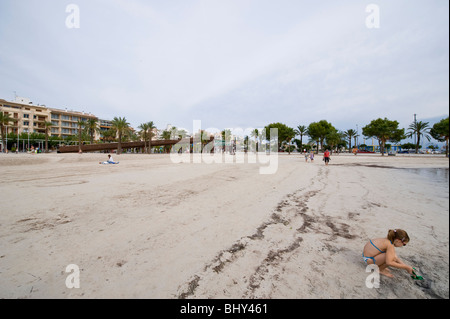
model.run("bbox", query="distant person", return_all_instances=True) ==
[362,229,414,278]
[99,154,119,164]
[323,149,330,165]
[304,152,309,162]
[309,151,314,162]
[352,147,358,155]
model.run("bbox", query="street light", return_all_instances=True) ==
[356,124,359,147]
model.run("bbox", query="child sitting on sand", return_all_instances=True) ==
[362,229,414,278]
[99,154,119,164]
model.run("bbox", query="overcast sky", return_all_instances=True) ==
[0,0,448,139]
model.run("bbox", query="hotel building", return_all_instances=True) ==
[0,97,110,141]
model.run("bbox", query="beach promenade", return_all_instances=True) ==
[0,152,448,299]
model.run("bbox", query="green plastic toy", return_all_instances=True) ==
[411,268,423,280]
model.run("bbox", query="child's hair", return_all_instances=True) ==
[387,229,409,243]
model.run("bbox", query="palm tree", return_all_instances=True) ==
[326,130,345,153]
[250,129,259,152]
[160,129,173,153]
[295,125,308,152]
[102,128,117,143]
[76,120,86,153]
[0,112,15,152]
[343,129,357,150]
[111,116,130,155]
[407,120,431,154]
[285,127,296,154]
[85,118,99,144]
[43,121,53,153]
[221,129,232,153]
[147,121,157,154]
[138,122,150,153]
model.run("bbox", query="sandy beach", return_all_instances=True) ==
[0,152,448,299]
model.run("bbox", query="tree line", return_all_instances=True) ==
[262,117,449,156]
[1,113,448,157]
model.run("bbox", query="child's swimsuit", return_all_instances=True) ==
[362,240,386,264]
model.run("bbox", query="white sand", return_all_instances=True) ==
[0,152,448,299]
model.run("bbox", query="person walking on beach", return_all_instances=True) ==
[309,151,314,162]
[323,149,330,165]
[304,152,309,162]
[362,229,414,278]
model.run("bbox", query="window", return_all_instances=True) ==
[23,121,29,126]
[23,114,30,118]
[51,114,59,119]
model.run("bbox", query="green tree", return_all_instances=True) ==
[43,121,53,153]
[0,112,16,152]
[264,122,295,151]
[85,118,99,145]
[430,117,449,157]
[326,129,345,153]
[111,117,130,155]
[295,125,308,152]
[307,120,335,153]
[160,129,173,153]
[343,129,357,150]
[284,127,296,154]
[250,128,259,152]
[147,121,157,153]
[77,119,86,153]
[362,118,405,156]
[221,129,232,152]
[102,128,117,143]
[401,142,416,151]
[406,120,431,154]
[138,122,150,153]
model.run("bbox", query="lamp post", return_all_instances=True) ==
[413,114,416,146]
[356,124,359,148]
